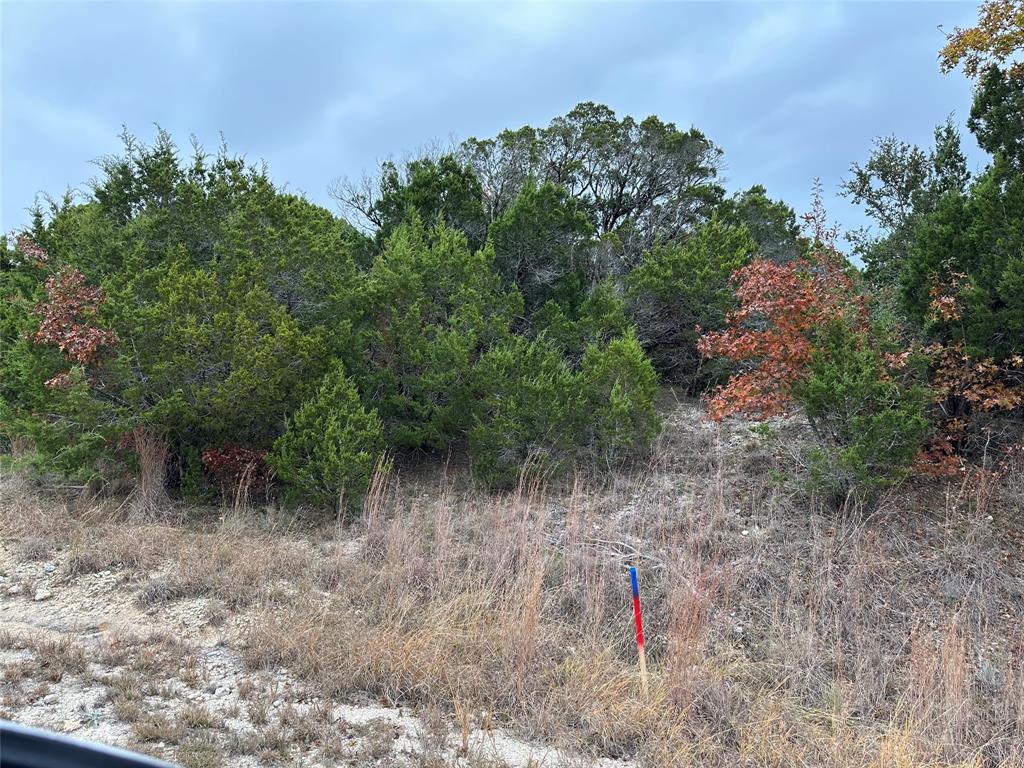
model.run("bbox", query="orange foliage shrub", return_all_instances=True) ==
[697,255,865,420]
[697,191,867,421]
[31,265,118,387]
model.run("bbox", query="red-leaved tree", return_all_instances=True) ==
[697,189,867,421]
[697,194,937,503]
[31,264,118,388]
[15,234,48,267]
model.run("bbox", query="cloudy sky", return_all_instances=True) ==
[1,1,985,244]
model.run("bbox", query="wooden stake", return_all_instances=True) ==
[629,566,649,697]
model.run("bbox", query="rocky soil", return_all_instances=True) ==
[0,537,630,768]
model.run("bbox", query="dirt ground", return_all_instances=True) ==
[0,534,633,768]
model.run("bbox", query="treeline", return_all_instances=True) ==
[1,0,1021,511]
[0,105,768,509]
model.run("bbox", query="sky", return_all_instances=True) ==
[1,1,987,246]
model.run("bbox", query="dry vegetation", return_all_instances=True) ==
[1,399,1022,767]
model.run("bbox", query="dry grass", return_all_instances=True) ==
[176,703,225,731]
[176,737,225,768]
[1,402,1022,767]
[133,712,186,744]
[226,725,291,761]
[15,535,54,562]
[34,637,88,683]
[0,637,89,686]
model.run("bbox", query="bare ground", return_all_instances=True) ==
[0,531,620,768]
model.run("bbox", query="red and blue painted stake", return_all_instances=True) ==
[629,566,649,696]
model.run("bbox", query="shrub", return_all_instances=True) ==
[530,280,631,363]
[798,320,930,503]
[578,331,661,466]
[469,338,579,489]
[112,254,330,453]
[268,365,385,510]
[14,367,118,485]
[914,278,1024,475]
[201,443,272,498]
[1,238,119,482]
[699,195,929,503]
[697,253,865,421]
[469,332,660,489]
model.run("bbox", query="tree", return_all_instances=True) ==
[462,102,724,269]
[269,364,384,510]
[969,64,1024,169]
[1,238,122,482]
[698,227,929,503]
[0,236,47,452]
[842,120,970,283]
[114,252,329,455]
[2,241,125,475]
[909,273,1024,475]
[716,185,804,264]
[939,0,1024,79]
[901,160,1024,363]
[31,267,118,373]
[333,153,489,253]
[1,131,355,493]
[697,253,864,421]
[891,3,1024,475]
[628,216,757,389]
[4,126,667,506]
[461,127,542,222]
[352,215,520,451]
[541,103,723,245]
[698,189,868,421]
[487,181,595,315]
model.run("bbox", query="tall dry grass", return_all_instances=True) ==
[2,404,1022,767]
[238,450,1023,766]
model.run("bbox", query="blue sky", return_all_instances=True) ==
[1,1,986,246]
